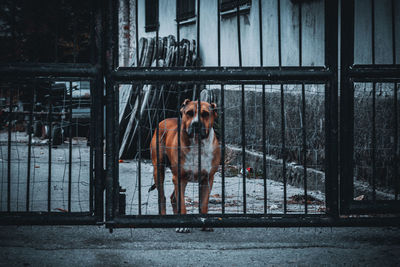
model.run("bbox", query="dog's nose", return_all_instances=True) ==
[188,121,207,139]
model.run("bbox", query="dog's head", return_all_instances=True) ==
[180,99,217,140]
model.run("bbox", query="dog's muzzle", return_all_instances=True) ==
[187,121,208,139]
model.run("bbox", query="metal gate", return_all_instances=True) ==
[1,0,399,227]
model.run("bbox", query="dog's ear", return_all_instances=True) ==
[210,103,217,117]
[180,99,190,114]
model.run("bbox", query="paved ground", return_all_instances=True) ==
[1,225,400,266]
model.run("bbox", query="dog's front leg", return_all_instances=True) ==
[171,176,188,215]
[199,174,214,232]
[172,177,190,233]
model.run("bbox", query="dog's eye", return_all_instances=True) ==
[201,112,209,118]
[186,110,194,117]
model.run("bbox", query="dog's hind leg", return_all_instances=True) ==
[152,165,166,215]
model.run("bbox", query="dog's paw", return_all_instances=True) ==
[201,227,214,232]
[176,228,191,233]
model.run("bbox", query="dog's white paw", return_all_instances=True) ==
[176,228,191,233]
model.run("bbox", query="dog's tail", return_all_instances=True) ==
[148,184,157,192]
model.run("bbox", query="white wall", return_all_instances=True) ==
[135,0,326,67]
[132,0,399,67]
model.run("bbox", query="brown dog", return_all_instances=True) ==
[150,99,220,233]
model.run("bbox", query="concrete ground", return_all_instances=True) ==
[1,225,400,266]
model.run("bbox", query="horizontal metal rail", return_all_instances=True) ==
[107,215,400,228]
[0,63,99,79]
[345,201,400,214]
[112,67,333,83]
[0,212,101,225]
[348,64,400,80]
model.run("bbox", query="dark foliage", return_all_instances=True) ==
[0,0,92,62]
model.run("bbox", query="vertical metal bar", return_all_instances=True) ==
[258,0,267,215]
[394,82,399,200]
[89,87,94,214]
[325,0,339,217]
[340,0,355,213]
[277,0,286,214]
[298,1,307,214]
[176,1,182,215]
[391,0,398,201]
[281,83,286,214]
[7,91,12,212]
[68,81,73,212]
[177,89,182,214]
[217,0,225,214]
[93,0,104,220]
[221,84,225,214]
[197,90,202,214]
[48,90,53,212]
[372,81,376,201]
[26,87,34,212]
[155,0,161,215]
[105,0,117,221]
[197,0,202,214]
[156,97,161,215]
[236,0,246,214]
[137,87,142,214]
[113,0,120,217]
[302,83,307,214]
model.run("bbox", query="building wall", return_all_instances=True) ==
[129,0,400,67]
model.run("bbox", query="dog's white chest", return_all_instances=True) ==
[183,129,215,175]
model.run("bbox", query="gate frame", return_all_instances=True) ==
[339,0,400,215]
[0,0,105,225]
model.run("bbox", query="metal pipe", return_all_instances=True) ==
[0,63,98,78]
[339,0,355,213]
[113,67,333,83]
[197,90,202,214]
[217,3,225,214]
[281,83,287,214]
[325,0,339,217]
[301,83,307,214]
[48,92,53,212]
[176,0,182,215]
[26,87,34,212]
[7,91,12,212]
[258,0,267,215]
[237,0,246,214]
[394,82,398,200]
[372,81,376,202]
[69,81,73,212]
[93,0,104,220]
[137,87,142,215]
[0,213,99,225]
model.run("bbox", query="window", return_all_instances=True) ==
[176,0,195,22]
[220,0,251,12]
[145,0,158,32]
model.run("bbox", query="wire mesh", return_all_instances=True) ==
[0,81,93,213]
